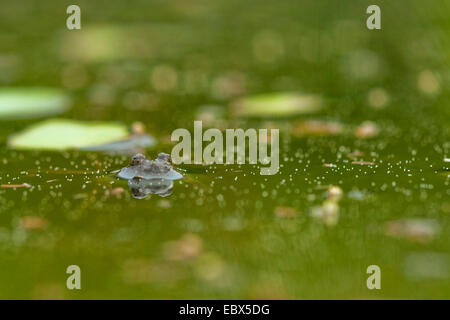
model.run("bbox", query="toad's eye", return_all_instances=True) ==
[130,154,145,165]
[157,153,171,163]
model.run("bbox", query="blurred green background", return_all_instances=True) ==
[0,0,448,299]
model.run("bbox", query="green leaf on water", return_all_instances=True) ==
[0,87,70,120]
[230,92,323,118]
[8,119,130,150]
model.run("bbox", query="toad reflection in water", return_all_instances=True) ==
[128,177,174,199]
[117,153,183,199]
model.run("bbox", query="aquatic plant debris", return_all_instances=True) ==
[311,185,344,226]
[20,216,47,230]
[80,134,156,153]
[81,121,156,152]
[164,233,203,261]
[8,119,130,150]
[351,160,375,166]
[230,92,323,117]
[292,120,343,136]
[1,183,31,188]
[354,121,379,138]
[404,252,450,280]
[274,206,299,218]
[311,199,339,226]
[327,185,343,200]
[385,219,440,243]
[60,24,203,63]
[0,87,70,119]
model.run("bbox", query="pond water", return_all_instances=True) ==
[0,0,448,299]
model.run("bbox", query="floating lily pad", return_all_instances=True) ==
[230,92,323,118]
[80,134,156,153]
[60,24,208,63]
[0,87,70,120]
[8,119,129,150]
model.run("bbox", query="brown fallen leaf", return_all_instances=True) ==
[122,259,154,284]
[274,206,298,218]
[31,283,65,300]
[323,163,337,168]
[73,193,88,199]
[347,151,365,159]
[105,187,125,197]
[163,233,203,261]
[1,183,31,189]
[20,216,47,230]
[29,169,93,175]
[352,160,375,166]
[246,280,290,300]
[292,120,343,137]
[111,187,124,196]
[158,199,172,209]
[354,121,379,138]
[131,121,146,135]
[385,219,439,243]
[194,253,226,282]
[327,185,343,201]
[311,199,339,226]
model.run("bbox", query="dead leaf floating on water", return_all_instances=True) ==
[196,105,227,127]
[20,216,47,230]
[8,119,128,150]
[311,185,344,226]
[1,183,31,189]
[347,190,365,200]
[327,185,343,201]
[385,219,440,243]
[292,120,343,137]
[194,253,226,282]
[158,199,171,209]
[105,187,124,197]
[73,193,88,200]
[7,119,156,152]
[352,160,375,166]
[163,233,203,261]
[417,70,441,95]
[111,187,124,196]
[367,88,390,109]
[274,206,298,218]
[131,121,146,135]
[404,252,450,280]
[0,87,70,120]
[311,200,339,226]
[354,121,379,138]
[31,283,65,300]
[121,259,154,284]
[60,25,189,63]
[347,151,365,159]
[230,92,323,118]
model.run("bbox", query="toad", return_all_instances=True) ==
[117,153,183,181]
